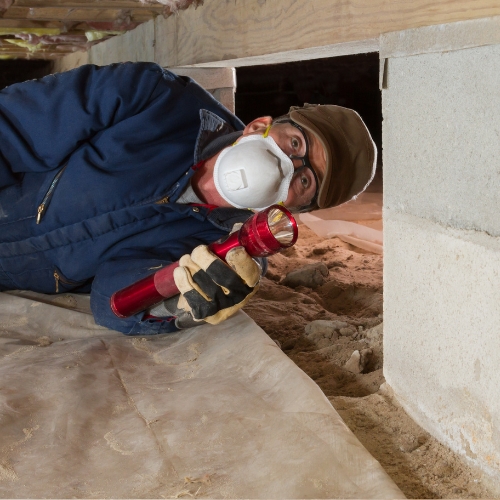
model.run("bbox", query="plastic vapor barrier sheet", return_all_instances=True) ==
[0,291,403,498]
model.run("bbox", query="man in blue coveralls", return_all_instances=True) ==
[0,62,376,335]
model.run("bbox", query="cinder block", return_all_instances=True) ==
[382,43,500,236]
[384,209,500,479]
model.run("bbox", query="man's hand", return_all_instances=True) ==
[173,245,260,325]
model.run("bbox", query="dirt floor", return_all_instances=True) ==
[243,222,496,499]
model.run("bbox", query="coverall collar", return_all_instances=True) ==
[195,109,243,163]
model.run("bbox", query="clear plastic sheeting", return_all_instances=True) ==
[300,193,383,254]
[300,214,383,254]
[313,192,383,222]
[0,291,403,499]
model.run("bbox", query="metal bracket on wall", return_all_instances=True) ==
[379,58,388,90]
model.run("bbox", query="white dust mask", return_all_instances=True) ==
[213,133,294,210]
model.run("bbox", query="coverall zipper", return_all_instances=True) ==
[53,268,86,293]
[37,164,68,224]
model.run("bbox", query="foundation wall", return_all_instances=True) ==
[382,17,500,481]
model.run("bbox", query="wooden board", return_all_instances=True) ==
[168,67,236,90]
[154,0,500,66]
[14,0,163,7]
[3,6,162,21]
[0,19,65,29]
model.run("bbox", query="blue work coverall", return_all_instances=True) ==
[0,62,250,335]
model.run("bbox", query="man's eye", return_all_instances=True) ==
[300,174,310,189]
[291,137,301,151]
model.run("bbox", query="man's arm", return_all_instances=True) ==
[90,244,262,336]
[90,254,181,336]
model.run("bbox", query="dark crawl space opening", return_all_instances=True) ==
[0,60,53,90]
[235,53,382,182]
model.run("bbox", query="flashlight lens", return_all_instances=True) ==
[267,207,295,246]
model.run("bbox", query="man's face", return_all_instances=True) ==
[212,115,327,212]
[266,121,327,210]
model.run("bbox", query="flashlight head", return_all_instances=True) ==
[239,205,298,257]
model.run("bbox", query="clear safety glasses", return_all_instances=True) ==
[285,120,320,212]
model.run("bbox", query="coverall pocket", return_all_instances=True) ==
[53,267,90,294]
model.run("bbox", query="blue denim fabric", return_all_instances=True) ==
[0,267,16,292]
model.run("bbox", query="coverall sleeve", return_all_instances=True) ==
[91,252,268,336]
[0,62,170,180]
[90,236,216,336]
[90,256,180,336]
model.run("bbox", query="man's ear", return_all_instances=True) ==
[242,116,273,136]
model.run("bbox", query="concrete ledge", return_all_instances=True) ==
[384,210,500,481]
[380,15,500,58]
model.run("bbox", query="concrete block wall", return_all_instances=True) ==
[382,17,500,482]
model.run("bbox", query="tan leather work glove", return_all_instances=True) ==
[173,245,260,325]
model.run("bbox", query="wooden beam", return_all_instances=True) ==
[3,6,161,22]
[169,39,380,68]
[0,46,69,58]
[14,0,162,6]
[13,0,165,13]
[154,0,500,66]
[0,19,65,29]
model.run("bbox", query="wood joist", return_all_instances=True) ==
[155,0,500,67]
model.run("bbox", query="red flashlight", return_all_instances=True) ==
[110,205,298,318]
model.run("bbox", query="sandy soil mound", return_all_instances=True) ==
[244,224,495,499]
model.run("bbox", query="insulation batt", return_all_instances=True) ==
[14,34,90,45]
